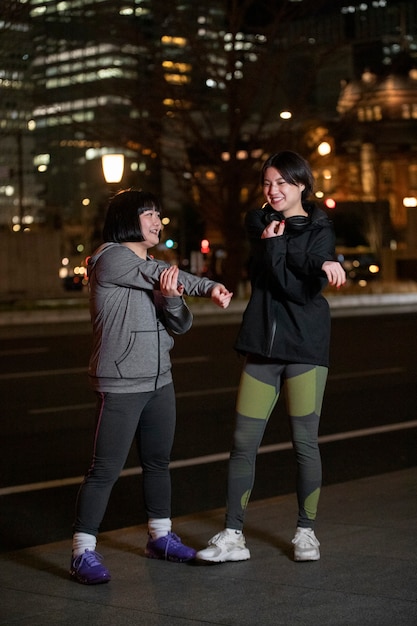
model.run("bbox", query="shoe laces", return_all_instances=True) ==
[292,529,319,548]
[165,532,181,545]
[158,532,182,556]
[77,550,104,568]
[209,530,238,546]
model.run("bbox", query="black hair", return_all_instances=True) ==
[102,189,162,243]
[261,151,314,201]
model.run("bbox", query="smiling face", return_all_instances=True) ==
[139,208,162,248]
[262,166,306,217]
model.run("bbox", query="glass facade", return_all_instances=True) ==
[0,0,416,292]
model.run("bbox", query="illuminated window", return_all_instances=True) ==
[164,74,190,84]
[33,153,50,167]
[402,104,411,119]
[380,161,394,186]
[401,104,417,120]
[373,105,382,120]
[162,61,191,73]
[161,35,187,47]
[409,165,417,189]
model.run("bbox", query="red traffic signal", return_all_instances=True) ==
[324,198,336,209]
[200,239,210,254]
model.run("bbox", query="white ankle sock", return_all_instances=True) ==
[72,532,97,558]
[148,518,172,540]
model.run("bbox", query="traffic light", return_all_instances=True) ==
[200,238,210,254]
[324,198,336,209]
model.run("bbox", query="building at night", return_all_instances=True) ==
[0,0,416,296]
[0,1,40,230]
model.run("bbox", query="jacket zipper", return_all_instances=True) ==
[155,320,161,390]
[267,317,277,357]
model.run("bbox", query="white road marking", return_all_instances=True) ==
[0,356,210,381]
[1,419,416,496]
[26,366,406,415]
[0,347,49,356]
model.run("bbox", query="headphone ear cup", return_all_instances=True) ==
[285,215,311,231]
[263,209,284,225]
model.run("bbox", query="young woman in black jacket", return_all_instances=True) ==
[197,150,346,563]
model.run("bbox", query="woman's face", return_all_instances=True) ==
[139,208,162,247]
[262,167,305,216]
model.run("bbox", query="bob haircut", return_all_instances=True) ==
[261,151,314,201]
[102,189,162,243]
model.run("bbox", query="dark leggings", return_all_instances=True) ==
[73,384,176,536]
[225,356,328,530]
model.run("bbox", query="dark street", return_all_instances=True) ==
[1,312,416,552]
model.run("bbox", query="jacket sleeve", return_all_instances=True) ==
[245,210,331,305]
[245,208,267,240]
[286,226,336,277]
[262,238,311,304]
[154,293,193,335]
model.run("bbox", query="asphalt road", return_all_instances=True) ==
[0,313,416,552]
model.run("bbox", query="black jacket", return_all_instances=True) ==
[234,203,335,367]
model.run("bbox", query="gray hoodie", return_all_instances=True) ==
[87,243,219,393]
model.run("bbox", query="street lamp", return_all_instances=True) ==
[101,154,125,184]
[317,141,332,156]
[403,197,417,208]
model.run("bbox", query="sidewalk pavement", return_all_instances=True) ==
[2,290,417,329]
[1,467,416,625]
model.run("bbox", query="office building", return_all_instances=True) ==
[0,0,416,295]
[0,1,41,230]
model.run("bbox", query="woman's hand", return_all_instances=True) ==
[261,220,286,239]
[321,260,346,288]
[211,284,233,309]
[159,266,184,297]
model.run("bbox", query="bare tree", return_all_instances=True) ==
[128,0,340,290]
[26,0,344,290]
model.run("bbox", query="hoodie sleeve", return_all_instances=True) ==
[91,245,165,288]
[154,293,193,335]
[91,244,219,296]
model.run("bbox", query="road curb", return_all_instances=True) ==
[1,292,417,326]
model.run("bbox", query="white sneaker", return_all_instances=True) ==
[196,529,251,563]
[292,527,320,561]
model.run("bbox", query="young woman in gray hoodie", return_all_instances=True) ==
[70,189,232,584]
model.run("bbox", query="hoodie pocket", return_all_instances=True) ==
[115,331,159,379]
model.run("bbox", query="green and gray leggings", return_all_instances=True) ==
[225,355,328,530]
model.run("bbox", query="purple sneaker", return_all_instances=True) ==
[70,549,111,585]
[145,532,196,562]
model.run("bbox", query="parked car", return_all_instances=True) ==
[62,274,85,291]
[336,247,380,283]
